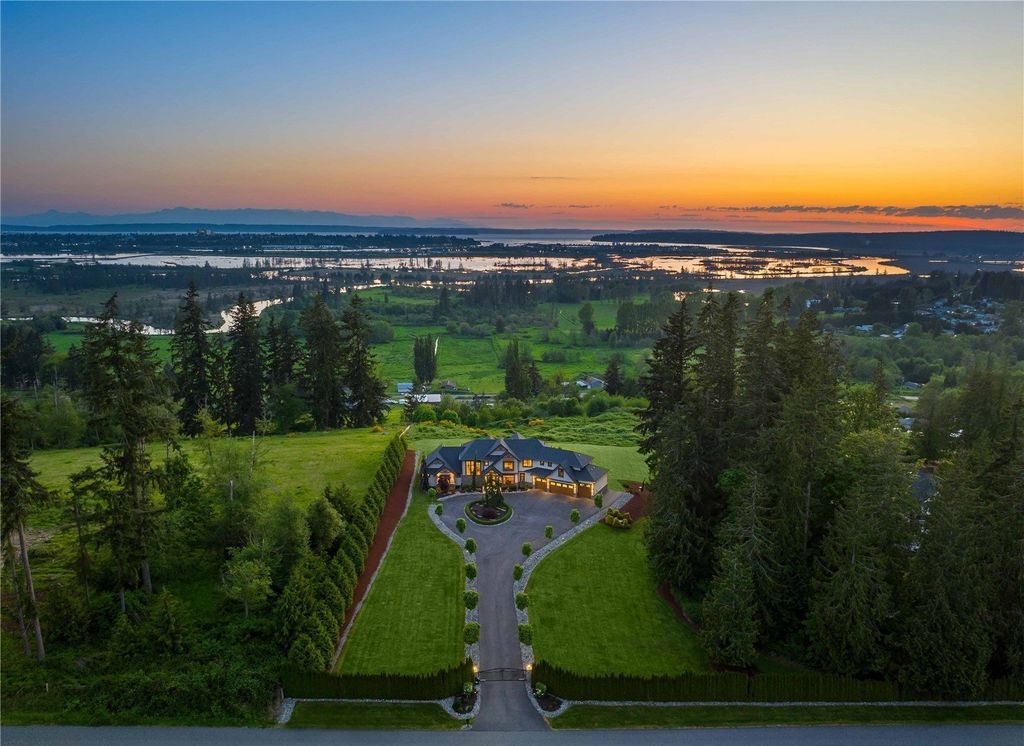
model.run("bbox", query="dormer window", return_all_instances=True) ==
[557,467,564,477]
[504,460,514,471]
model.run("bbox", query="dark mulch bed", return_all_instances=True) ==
[535,693,563,712]
[453,691,477,714]
[466,499,512,524]
[620,482,651,518]
[332,450,417,656]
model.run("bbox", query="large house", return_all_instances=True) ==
[422,434,608,498]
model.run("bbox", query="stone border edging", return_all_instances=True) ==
[515,491,631,670]
[330,450,417,670]
[541,699,1024,718]
[427,493,480,666]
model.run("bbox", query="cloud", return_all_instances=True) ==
[709,204,1024,220]
[529,176,577,180]
[497,202,534,209]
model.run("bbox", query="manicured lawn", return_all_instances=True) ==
[335,488,464,675]
[551,704,1024,729]
[528,520,708,676]
[29,421,398,508]
[548,441,649,488]
[287,701,461,730]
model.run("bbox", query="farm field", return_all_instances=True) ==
[334,487,464,675]
[551,704,1024,729]
[29,417,399,507]
[527,520,709,676]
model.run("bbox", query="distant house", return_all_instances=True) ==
[576,375,605,391]
[422,434,608,498]
[440,379,458,391]
[396,382,414,395]
[904,381,923,390]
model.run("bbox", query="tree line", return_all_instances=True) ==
[640,290,1023,697]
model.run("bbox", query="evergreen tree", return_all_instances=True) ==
[638,300,695,459]
[735,290,784,443]
[603,354,624,395]
[700,543,758,667]
[434,285,452,319]
[805,430,914,676]
[578,302,596,336]
[300,296,345,429]
[81,296,176,600]
[899,454,995,697]
[207,333,232,426]
[413,334,438,384]
[226,293,265,433]
[170,281,211,436]
[340,295,387,427]
[267,316,301,387]
[0,397,49,660]
[503,339,532,401]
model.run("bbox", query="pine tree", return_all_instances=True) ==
[434,285,452,319]
[300,296,345,429]
[170,281,211,436]
[413,334,438,385]
[340,295,387,427]
[578,302,596,336]
[207,333,232,426]
[0,397,49,660]
[226,293,265,433]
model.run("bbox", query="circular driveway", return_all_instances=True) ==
[437,489,604,731]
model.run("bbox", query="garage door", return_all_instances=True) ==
[548,481,575,497]
[578,483,593,499]
[534,478,548,491]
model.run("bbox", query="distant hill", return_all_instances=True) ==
[4,207,470,229]
[591,229,1024,255]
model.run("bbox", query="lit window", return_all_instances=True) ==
[504,460,514,471]
[522,459,533,468]
[557,467,564,477]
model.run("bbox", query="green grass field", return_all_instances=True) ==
[551,704,1024,729]
[287,701,461,729]
[548,441,648,488]
[334,486,464,675]
[528,520,708,676]
[29,423,397,507]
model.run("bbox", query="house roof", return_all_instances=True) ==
[424,435,608,484]
[422,446,461,474]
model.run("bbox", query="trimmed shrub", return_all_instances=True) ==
[456,518,467,534]
[603,507,632,529]
[435,504,443,517]
[521,542,532,558]
[570,509,580,524]
[465,562,477,580]
[515,592,529,610]
[464,538,477,554]
[527,661,979,703]
[428,488,437,501]
[464,622,480,644]
[544,525,554,539]
[594,494,603,508]
[518,624,534,645]
[513,564,524,581]
[463,590,479,610]
[282,658,474,700]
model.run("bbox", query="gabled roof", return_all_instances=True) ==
[422,445,461,474]
[435,435,607,484]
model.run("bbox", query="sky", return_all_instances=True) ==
[2,1,1022,232]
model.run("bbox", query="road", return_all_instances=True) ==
[437,489,604,731]
[3,724,1022,745]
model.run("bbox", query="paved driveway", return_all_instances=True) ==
[437,489,606,731]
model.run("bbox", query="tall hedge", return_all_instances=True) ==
[532,661,1024,702]
[282,657,473,699]
[276,433,409,671]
